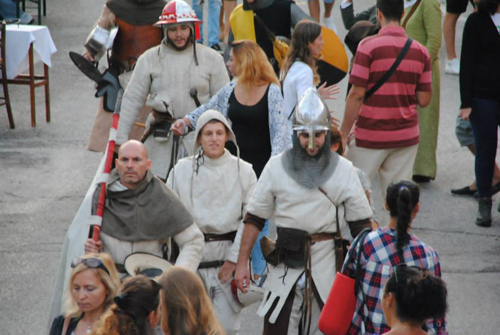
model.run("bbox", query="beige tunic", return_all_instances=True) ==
[167,150,257,313]
[117,42,230,179]
[247,153,373,322]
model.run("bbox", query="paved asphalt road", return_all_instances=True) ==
[1,0,499,334]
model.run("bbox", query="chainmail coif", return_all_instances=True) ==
[281,132,339,189]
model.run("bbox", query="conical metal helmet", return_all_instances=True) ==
[292,86,330,149]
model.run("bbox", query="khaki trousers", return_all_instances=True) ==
[346,136,419,203]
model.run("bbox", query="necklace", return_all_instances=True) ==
[86,325,92,334]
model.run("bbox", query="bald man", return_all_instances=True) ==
[84,140,204,274]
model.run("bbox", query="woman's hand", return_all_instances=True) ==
[460,108,472,121]
[172,118,191,136]
[318,82,340,100]
[218,261,236,284]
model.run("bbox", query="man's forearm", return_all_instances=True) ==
[236,223,261,266]
[341,92,364,142]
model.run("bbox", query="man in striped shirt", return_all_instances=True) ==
[340,0,432,206]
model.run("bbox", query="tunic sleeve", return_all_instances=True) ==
[246,160,276,220]
[209,52,230,97]
[116,53,153,144]
[226,164,258,263]
[173,223,204,272]
[343,164,373,222]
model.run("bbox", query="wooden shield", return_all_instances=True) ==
[317,27,349,86]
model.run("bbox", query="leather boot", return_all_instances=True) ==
[476,198,492,227]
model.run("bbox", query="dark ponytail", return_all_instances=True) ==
[384,265,448,324]
[93,275,161,335]
[386,181,420,252]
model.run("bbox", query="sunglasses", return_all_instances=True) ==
[71,257,110,276]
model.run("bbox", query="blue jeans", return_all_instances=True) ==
[469,98,500,198]
[251,220,269,276]
[0,0,32,24]
[192,0,221,47]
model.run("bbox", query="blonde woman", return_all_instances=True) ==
[280,20,338,124]
[159,267,224,335]
[49,253,120,335]
[172,40,291,178]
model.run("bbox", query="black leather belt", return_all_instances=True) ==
[204,231,237,242]
[198,260,225,269]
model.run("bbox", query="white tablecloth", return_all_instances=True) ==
[4,25,57,79]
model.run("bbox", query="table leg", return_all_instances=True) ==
[44,64,50,123]
[29,44,36,127]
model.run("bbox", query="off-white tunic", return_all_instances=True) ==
[116,42,229,179]
[247,153,373,322]
[167,150,257,314]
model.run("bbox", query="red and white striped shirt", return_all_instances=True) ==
[349,26,432,149]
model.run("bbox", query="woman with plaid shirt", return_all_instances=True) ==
[342,180,448,334]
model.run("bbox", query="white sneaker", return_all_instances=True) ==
[322,15,338,34]
[445,58,460,75]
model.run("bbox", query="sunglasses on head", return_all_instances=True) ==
[71,257,110,276]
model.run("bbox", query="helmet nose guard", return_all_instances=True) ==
[292,87,330,149]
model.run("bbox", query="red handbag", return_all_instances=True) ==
[318,228,370,335]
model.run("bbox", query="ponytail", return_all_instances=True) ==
[386,181,420,252]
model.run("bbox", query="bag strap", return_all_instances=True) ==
[61,317,71,335]
[402,0,422,29]
[353,229,370,295]
[317,187,343,240]
[364,38,413,101]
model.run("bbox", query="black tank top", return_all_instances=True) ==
[226,85,272,178]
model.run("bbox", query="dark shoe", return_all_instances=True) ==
[476,198,492,227]
[451,185,477,196]
[412,175,432,183]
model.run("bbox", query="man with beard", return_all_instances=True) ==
[83,0,167,152]
[116,0,229,180]
[84,140,204,275]
[225,0,311,75]
[234,87,373,335]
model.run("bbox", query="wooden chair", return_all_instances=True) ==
[0,21,50,128]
